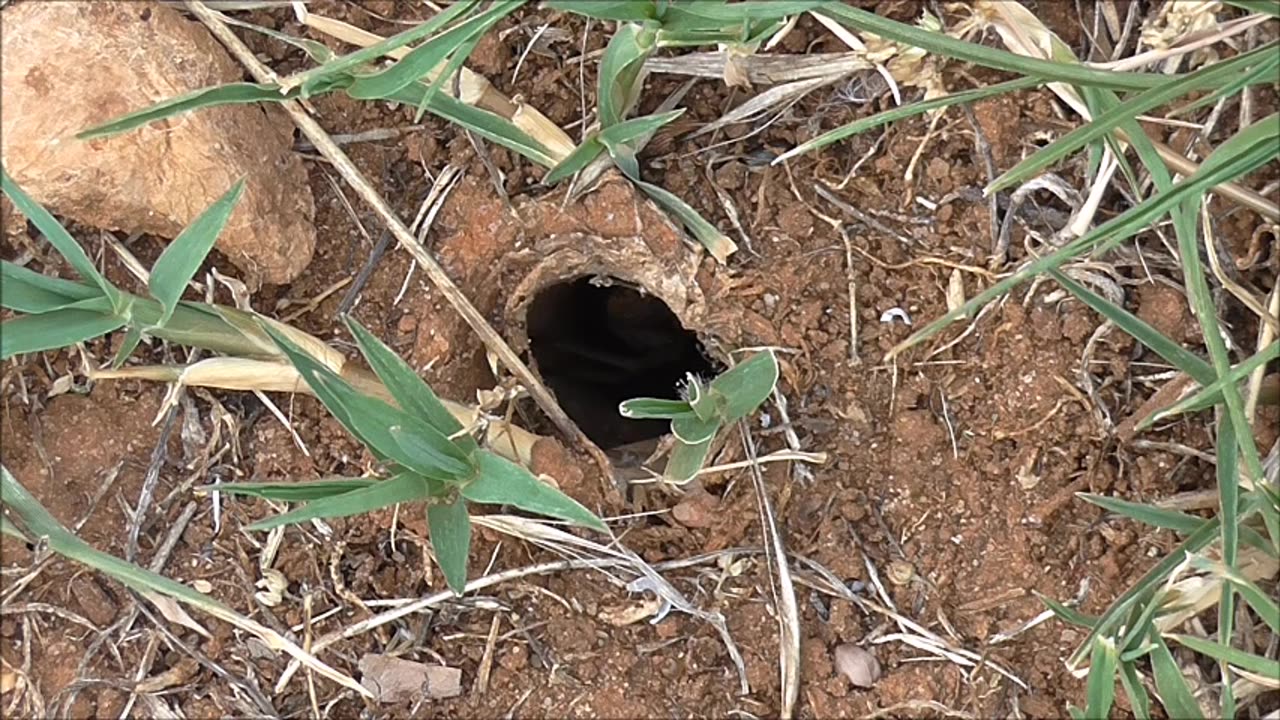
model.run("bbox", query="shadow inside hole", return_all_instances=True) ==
[527,277,718,450]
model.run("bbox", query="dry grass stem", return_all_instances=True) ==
[738,422,801,719]
[646,51,874,84]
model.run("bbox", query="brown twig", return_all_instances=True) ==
[185,1,584,445]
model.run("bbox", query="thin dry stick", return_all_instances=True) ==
[303,592,321,720]
[1247,281,1279,418]
[273,558,627,692]
[839,225,860,365]
[739,421,800,720]
[185,0,582,444]
[1201,205,1277,333]
[473,613,501,696]
[126,404,180,563]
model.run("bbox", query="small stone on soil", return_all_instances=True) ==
[833,644,882,688]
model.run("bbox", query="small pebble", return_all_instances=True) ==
[833,644,881,688]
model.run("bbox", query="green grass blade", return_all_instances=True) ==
[426,498,472,593]
[672,414,720,445]
[1200,112,1279,175]
[77,83,299,140]
[988,43,1279,194]
[1220,566,1280,634]
[205,477,378,502]
[656,28,747,46]
[1213,414,1241,718]
[465,452,606,531]
[346,0,519,100]
[598,108,686,147]
[111,325,144,369]
[1118,588,1167,656]
[607,144,642,181]
[1068,521,1219,668]
[1189,117,1278,492]
[146,302,272,358]
[3,464,370,696]
[1172,49,1280,117]
[1,167,121,309]
[148,179,245,327]
[1086,86,1185,226]
[889,124,1277,360]
[308,367,473,479]
[0,515,29,542]
[1,463,234,614]
[542,136,606,186]
[594,108,688,182]
[598,23,656,128]
[1077,493,1207,534]
[0,261,102,313]
[264,324,474,479]
[1223,0,1280,17]
[1118,661,1152,720]
[776,76,1041,163]
[290,0,480,94]
[0,310,126,359]
[709,350,779,422]
[1049,268,1211,380]
[246,473,435,531]
[220,14,337,65]
[634,179,737,262]
[1083,637,1119,720]
[688,376,717,421]
[413,30,485,123]
[664,436,713,483]
[660,1,828,32]
[817,4,1166,90]
[1168,634,1280,677]
[390,426,476,486]
[1035,591,1098,628]
[1149,630,1204,719]
[618,397,694,420]
[1144,341,1280,428]
[344,316,469,443]
[545,0,657,21]
[378,83,557,168]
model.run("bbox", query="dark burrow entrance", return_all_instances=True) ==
[526,276,717,450]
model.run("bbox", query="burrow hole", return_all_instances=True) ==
[527,276,718,450]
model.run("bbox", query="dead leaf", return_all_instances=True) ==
[135,658,200,694]
[48,374,74,398]
[722,52,753,90]
[598,596,663,626]
[142,591,211,639]
[946,269,965,312]
[255,567,287,607]
[359,654,462,704]
[0,668,19,695]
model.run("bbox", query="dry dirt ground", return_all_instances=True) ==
[2,1,1278,719]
